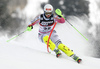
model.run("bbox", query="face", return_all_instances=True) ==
[45,14,51,18]
[45,12,52,18]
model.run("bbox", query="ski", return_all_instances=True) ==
[71,54,82,63]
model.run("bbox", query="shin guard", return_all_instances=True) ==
[58,44,74,57]
[43,35,56,51]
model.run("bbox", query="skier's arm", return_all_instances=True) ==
[28,15,40,27]
[26,15,40,31]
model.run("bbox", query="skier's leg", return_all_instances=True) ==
[38,32,58,51]
[43,35,61,57]
[49,31,82,63]
[58,43,82,63]
[50,31,76,57]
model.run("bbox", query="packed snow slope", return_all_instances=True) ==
[0,39,100,69]
[0,22,100,69]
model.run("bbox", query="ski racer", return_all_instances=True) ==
[26,4,82,63]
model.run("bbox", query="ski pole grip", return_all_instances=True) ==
[55,9,65,19]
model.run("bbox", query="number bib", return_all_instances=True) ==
[39,14,55,33]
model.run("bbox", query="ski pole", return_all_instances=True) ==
[65,19,88,41]
[55,9,88,41]
[62,16,88,41]
[6,30,27,42]
[47,21,57,53]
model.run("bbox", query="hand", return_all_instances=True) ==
[55,8,65,19]
[26,26,33,31]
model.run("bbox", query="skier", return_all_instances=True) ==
[26,4,82,63]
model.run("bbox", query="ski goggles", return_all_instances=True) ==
[45,12,52,15]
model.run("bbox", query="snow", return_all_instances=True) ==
[0,40,100,69]
[0,0,100,69]
[23,0,48,18]
[88,0,100,39]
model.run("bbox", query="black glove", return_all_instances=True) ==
[57,15,62,18]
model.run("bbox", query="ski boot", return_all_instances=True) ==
[54,49,61,58]
[71,54,82,63]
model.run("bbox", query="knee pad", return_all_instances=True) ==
[43,35,56,51]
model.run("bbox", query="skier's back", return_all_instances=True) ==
[27,4,82,63]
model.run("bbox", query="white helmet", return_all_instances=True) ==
[44,4,53,13]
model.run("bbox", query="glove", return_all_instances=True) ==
[26,26,33,31]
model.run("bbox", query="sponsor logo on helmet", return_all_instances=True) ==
[46,8,51,11]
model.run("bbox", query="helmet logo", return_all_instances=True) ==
[46,8,51,11]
